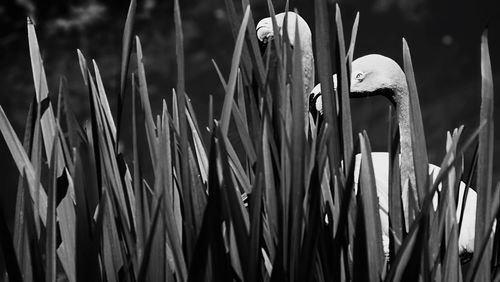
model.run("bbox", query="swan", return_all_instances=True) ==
[313,54,477,258]
[256,12,315,105]
[256,13,477,258]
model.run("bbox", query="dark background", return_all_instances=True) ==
[0,0,499,221]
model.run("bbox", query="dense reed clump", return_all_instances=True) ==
[0,0,498,281]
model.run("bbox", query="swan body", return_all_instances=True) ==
[353,153,476,256]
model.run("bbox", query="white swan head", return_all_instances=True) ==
[350,54,408,102]
[256,12,312,47]
[257,11,315,95]
[310,54,408,114]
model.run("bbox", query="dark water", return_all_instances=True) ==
[0,0,499,220]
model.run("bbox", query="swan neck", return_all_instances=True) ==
[395,87,416,190]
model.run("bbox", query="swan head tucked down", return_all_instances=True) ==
[257,12,315,94]
[350,54,408,104]
[256,12,312,48]
[310,54,408,114]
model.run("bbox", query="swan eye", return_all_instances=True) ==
[355,72,365,81]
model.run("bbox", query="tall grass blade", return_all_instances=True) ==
[174,0,197,260]
[27,18,64,174]
[117,0,137,148]
[131,73,146,267]
[442,131,461,282]
[220,6,251,136]
[470,28,494,282]
[402,38,429,209]
[0,106,48,224]
[119,0,136,103]
[45,135,59,282]
[57,191,76,282]
[289,17,306,281]
[13,171,34,281]
[137,195,164,282]
[388,107,403,258]
[314,0,341,177]
[188,135,231,281]
[358,132,384,281]
[346,12,359,70]
[223,0,253,85]
[87,68,132,230]
[247,165,263,282]
[136,36,158,170]
[13,145,30,280]
[458,144,478,235]
[73,146,100,281]
[335,4,354,173]
[31,94,43,237]
[240,0,266,89]
[93,61,117,142]
[101,189,125,282]
[160,103,188,281]
[218,134,250,280]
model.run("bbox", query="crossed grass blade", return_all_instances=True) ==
[185,92,210,168]
[426,128,463,279]
[217,139,249,281]
[86,65,133,232]
[211,62,257,165]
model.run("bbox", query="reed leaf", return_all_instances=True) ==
[402,38,429,209]
[27,18,64,173]
[45,134,59,282]
[335,4,354,174]
[0,107,48,224]
[314,0,342,178]
[470,28,495,282]
[358,132,385,281]
[220,6,251,136]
